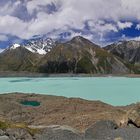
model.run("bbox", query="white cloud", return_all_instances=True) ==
[88,20,118,33]
[117,21,133,30]
[131,36,140,41]
[136,24,140,30]
[0,34,8,41]
[0,0,139,44]
[0,15,28,39]
[26,0,54,14]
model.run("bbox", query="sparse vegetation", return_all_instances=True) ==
[76,56,95,73]
[0,120,39,136]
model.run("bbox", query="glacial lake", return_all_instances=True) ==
[0,77,140,106]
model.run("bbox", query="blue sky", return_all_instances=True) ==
[0,0,140,51]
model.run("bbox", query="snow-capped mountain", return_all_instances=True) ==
[10,43,21,50]
[24,38,56,55]
[9,38,56,55]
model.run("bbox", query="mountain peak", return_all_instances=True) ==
[10,43,21,50]
[71,36,89,43]
[67,36,99,48]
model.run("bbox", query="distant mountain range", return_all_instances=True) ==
[0,36,140,74]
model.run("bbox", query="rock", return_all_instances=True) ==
[6,128,33,140]
[127,106,140,127]
[114,137,124,140]
[85,120,118,139]
[0,136,10,140]
[0,130,5,136]
[34,125,84,140]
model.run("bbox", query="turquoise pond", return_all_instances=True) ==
[0,77,140,106]
[20,100,41,107]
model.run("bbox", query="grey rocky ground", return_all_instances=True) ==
[0,121,140,140]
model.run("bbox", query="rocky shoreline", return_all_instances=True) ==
[0,71,140,78]
[0,93,140,140]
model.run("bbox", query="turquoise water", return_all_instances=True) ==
[0,77,140,106]
[20,100,41,107]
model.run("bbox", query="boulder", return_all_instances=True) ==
[6,128,33,140]
[85,120,118,139]
[34,125,84,140]
[127,106,140,127]
[0,130,5,136]
[114,137,124,140]
[0,136,10,140]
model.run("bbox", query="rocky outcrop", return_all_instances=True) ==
[34,125,83,140]
[85,120,118,139]
[85,120,140,140]
[126,104,140,127]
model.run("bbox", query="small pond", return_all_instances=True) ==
[20,100,41,107]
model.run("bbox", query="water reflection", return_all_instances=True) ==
[9,79,32,83]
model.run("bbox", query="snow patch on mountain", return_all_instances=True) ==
[24,38,55,55]
[9,38,56,55]
[10,44,21,49]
